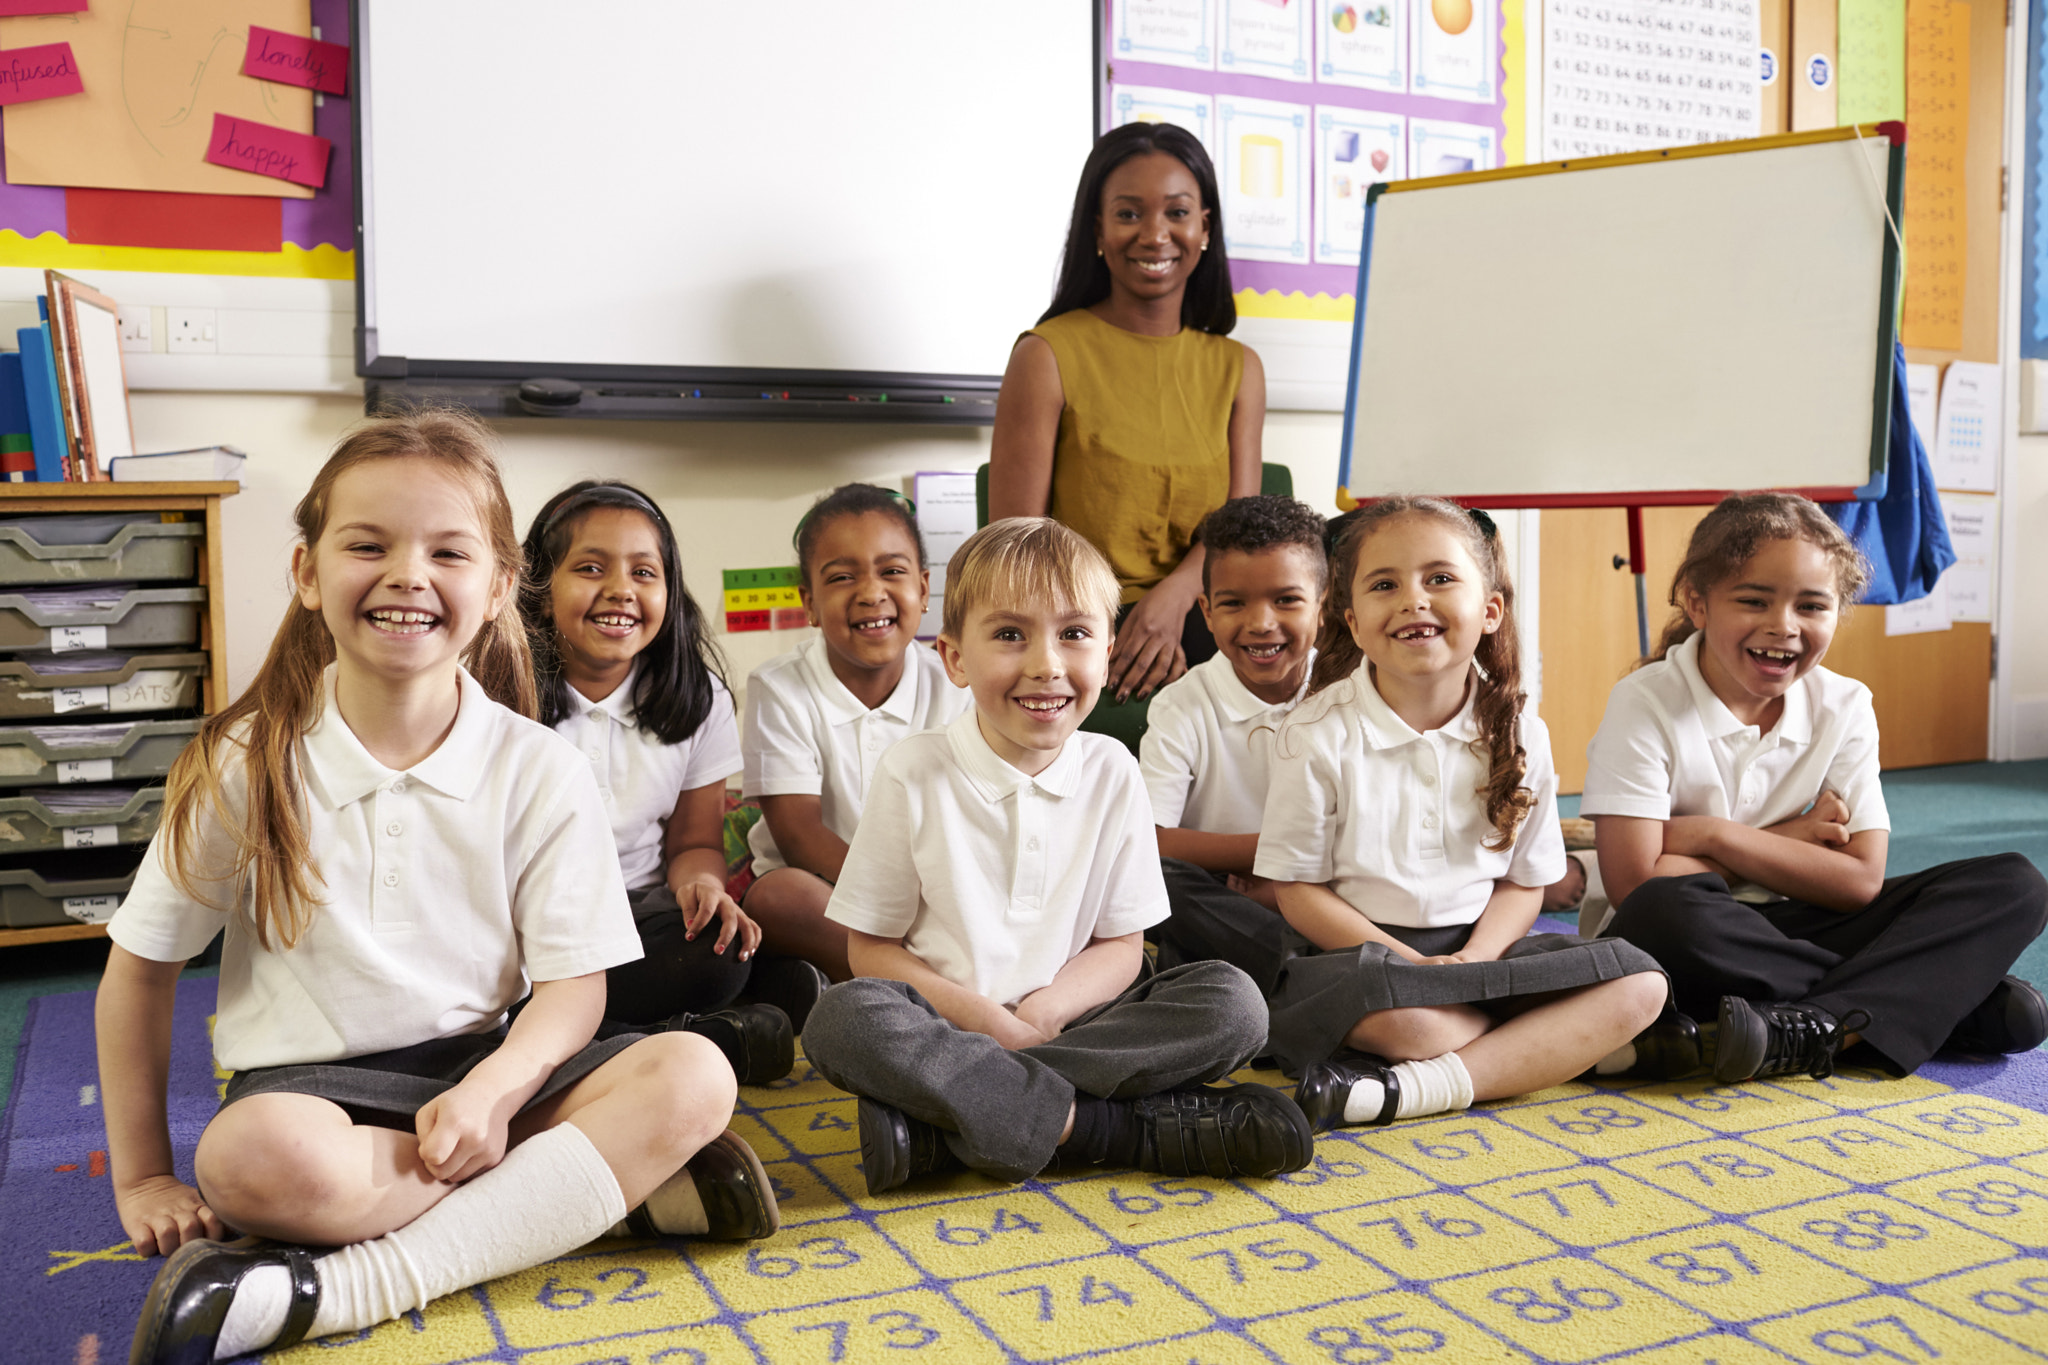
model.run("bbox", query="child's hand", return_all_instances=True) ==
[1011,994,1064,1043]
[1225,873,1284,912]
[116,1173,224,1256]
[673,879,762,962]
[1767,790,1851,848]
[415,1081,512,1185]
[984,1003,1051,1051]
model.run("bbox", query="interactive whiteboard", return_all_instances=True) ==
[1337,126,1904,505]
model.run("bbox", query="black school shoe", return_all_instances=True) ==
[1294,1050,1399,1132]
[1714,996,1868,1083]
[738,956,831,1035]
[1627,1009,1704,1080]
[619,1129,781,1240]
[1945,975,2048,1055]
[664,1004,795,1085]
[858,1097,966,1194]
[129,1237,319,1365]
[1132,1083,1314,1178]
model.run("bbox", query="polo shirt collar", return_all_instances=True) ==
[1351,666,1481,749]
[799,634,922,727]
[1669,633,1812,746]
[580,663,639,724]
[945,707,1083,802]
[1206,648,1317,725]
[303,665,493,810]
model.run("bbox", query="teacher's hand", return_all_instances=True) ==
[1106,573,1198,702]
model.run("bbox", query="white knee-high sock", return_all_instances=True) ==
[1341,1051,1475,1124]
[215,1123,626,1360]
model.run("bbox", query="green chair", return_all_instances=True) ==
[967,463,1296,757]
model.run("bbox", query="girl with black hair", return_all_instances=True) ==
[990,121,1264,705]
[523,481,820,1085]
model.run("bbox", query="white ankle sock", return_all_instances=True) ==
[214,1123,626,1360]
[1340,1051,1475,1125]
[1595,1042,1638,1075]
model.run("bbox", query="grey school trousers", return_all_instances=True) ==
[801,960,1269,1183]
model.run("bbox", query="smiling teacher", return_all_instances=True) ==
[989,122,1264,703]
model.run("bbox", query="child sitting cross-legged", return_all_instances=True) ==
[801,518,1314,1193]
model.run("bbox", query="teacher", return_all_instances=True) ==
[990,121,1264,703]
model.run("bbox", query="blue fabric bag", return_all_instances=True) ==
[1826,344,1955,605]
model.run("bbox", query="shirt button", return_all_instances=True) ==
[1027,837,1039,851]
[587,747,602,761]
[1421,771,1438,787]
[385,820,402,836]
[1422,815,1438,829]
[382,871,399,887]
[390,779,407,794]
[601,789,614,803]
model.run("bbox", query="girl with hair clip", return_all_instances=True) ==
[741,484,970,982]
[989,120,1264,704]
[1589,492,2048,1083]
[1257,497,1691,1132]
[101,413,778,1365]
[523,480,817,1085]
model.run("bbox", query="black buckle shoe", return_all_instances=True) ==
[1294,1050,1398,1132]
[1714,997,1867,1083]
[856,1097,964,1194]
[1132,1083,1314,1178]
[1626,1009,1703,1080]
[740,956,831,1034]
[675,1004,796,1085]
[1945,976,2048,1055]
[129,1237,319,1365]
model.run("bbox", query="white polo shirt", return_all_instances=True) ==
[1254,669,1566,928]
[742,635,968,874]
[1141,649,1315,833]
[1580,632,1888,903]
[552,667,742,890]
[824,710,1170,1006]
[110,666,640,1073]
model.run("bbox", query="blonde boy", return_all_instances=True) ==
[802,519,1311,1192]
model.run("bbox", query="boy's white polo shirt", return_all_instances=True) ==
[1580,632,1888,902]
[1255,669,1566,928]
[742,635,968,874]
[552,667,742,890]
[825,709,1169,1006]
[110,666,640,1073]
[1141,649,1315,833]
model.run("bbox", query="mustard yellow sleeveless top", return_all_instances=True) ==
[1030,309,1241,605]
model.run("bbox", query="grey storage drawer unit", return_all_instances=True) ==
[0,585,206,651]
[0,852,142,928]
[0,513,203,586]
[0,718,201,788]
[0,787,163,853]
[0,653,207,718]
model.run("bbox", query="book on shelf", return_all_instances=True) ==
[15,326,71,484]
[107,447,245,483]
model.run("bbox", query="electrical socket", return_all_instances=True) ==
[118,307,152,353]
[166,307,217,355]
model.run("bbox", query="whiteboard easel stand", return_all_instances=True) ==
[1332,123,1907,663]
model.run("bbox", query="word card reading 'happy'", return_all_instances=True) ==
[241,25,348,97]
[0,42,81,106]
[204,114,331,190]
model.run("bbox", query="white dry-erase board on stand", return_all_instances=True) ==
[352,0,1094,423]
[1336,125,1905,507]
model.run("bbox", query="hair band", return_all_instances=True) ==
[543,485,667,539]
[1467,508,1498,541]
[790,488,918,552]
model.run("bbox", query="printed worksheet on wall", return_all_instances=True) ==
[1415,0,1499,102]
[1220,0,1313,80]
[1110,84,1217,157]
[1317,0,1407,92]
[1542,0,1763,159]
[1113,0,1217,70]
[1217,95,1310,262]
[1314,106,1404,266]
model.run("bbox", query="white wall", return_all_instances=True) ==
[126,394,1350,705]
[2005,433,2048,758]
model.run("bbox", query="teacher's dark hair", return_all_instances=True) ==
[1039,122,1236,334]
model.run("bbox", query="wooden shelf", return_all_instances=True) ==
[0,482,240,514]
[0,922,109,948]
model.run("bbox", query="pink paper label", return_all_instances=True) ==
[0,41,82,106]
[204,114,332,190]
[0,1,87,14]
[241,25,348,97]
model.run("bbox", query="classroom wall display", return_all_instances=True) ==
[1110,83,1218,158]
[1409,116,1496,177]
[1217,96,1312,261]
[1314,106,1404,266]
[1105,0,1516,323]
[1540,0,1763,161]
[2026,0,2048,359]
[1901,0,1969,350]
[0,0,352,279]
[1220,0,1314,80]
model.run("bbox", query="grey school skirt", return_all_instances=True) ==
[219,1028,643,1132]
[1266,922,1666,1076]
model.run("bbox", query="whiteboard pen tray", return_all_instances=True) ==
[0,786,163,853]
[0,585,205,652]
[0,514,202,587]
[0,718,200,788]
[0,653,206,718]
[0,850,143,928]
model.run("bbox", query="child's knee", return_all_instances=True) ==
[620,1032,735,1145]
[1613,972,1670,1028]
[195,1098,358,1221]
[1353,1006,1486,1059]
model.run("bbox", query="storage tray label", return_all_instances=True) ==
[53,686,110,714]
[61,894,120,923]
[50,625,108,652]
[61,824,118,850]
[56,758,114,784]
